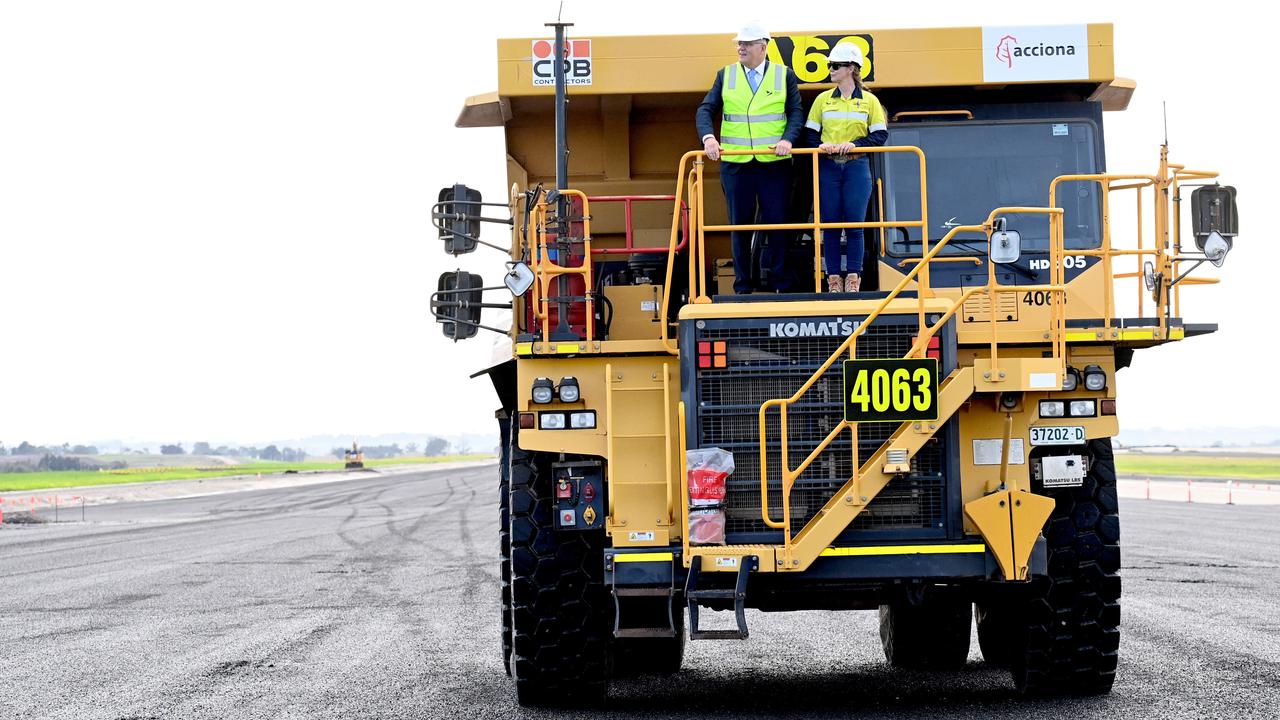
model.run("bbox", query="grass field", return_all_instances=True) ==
[1115,453,1280,480]
[0,455,494,492]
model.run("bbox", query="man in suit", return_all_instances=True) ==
[695,23,804,294]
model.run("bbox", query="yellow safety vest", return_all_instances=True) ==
[720,61,788,163]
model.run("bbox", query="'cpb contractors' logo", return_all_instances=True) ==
[532,39,592,86]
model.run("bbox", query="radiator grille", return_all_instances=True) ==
[692,316,947,539]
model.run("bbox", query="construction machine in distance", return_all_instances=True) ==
[429,22,1239,707]
[343,441,365,470]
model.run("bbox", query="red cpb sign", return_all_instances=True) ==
[531,39,593,86]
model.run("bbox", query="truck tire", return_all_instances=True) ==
[611,603,685,677]
[498,415,512,677]
[1012,438,1120,695]
[975,601,1013,667]
[879,596,972,670]
[508,428,610,706]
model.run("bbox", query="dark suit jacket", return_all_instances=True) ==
[695,61,804,147]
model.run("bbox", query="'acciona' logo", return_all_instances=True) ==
[994,33,1078,68]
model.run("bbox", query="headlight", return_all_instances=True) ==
[557,376,580,403]
[539,412,566,430]
[569,411,596,429]
[532,377,554,404]
[1062,368,1079,392]
[1039,401,1065,418]
[1083,365,1107,392]
[1068,400,1097,417]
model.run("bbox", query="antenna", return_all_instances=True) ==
[1162,101,1168,147]
[557,0,564,22]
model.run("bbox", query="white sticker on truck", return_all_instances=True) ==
[973,438,1026,465]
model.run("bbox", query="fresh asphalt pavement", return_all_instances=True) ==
[2,464,1278,719]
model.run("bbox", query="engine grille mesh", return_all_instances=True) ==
[693,317,946,539]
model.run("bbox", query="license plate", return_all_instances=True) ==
[1029,426,1085,446]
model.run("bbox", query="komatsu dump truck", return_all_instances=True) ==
[429,23,1238,706]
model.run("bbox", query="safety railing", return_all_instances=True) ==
[528,189,595,345]
[523,193,693,344]
[665,143,1222,563]
[660,146,933,354]
[586,195,691,256]
[754,207,1067,552]
[1046,147,1219,335]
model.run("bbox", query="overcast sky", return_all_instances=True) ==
[1,1,1272,446]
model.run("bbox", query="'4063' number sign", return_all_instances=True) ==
[842,358,938,423]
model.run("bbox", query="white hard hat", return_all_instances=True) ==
[734,23,770,43]
[828,42,864,67]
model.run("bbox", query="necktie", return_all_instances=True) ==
[748,68,760,92]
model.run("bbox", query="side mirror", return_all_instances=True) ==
[433,271,483,340]
[436,184,483,256]
[504,261,535,296]
[1191,185,1237,253]
[1203,231,1230,268]
[990,227,1021,264]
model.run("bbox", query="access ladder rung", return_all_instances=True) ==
[686,589,738,600]
[614,587,671,597]
[614,628,677,639]
[686,555,757,641]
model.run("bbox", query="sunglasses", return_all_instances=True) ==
[828,62,854,71]
[735,41,766,48]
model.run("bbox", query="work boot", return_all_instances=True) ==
[845,274,861,293]
[827,275,843,293]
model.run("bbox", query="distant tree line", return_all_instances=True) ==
[0,441,100,456]
[1,437,469,463]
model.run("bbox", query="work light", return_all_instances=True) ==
[1068,400,1097,417]
[1083,365,1107,392]
[1039,401,1065,418]
[1062,367,1079,392]
[532,377,554,404]
[558,376,580,403]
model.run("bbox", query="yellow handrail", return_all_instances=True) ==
[756,206,1067,548]
[528,189,596,346]
[661,145,932,353]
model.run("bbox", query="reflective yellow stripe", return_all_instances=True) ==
[1066,327,1184,342]
[819,544,985,557]
[514,342,582,355]
[613,552,674,563]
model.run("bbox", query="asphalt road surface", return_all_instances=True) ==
[2,465,1278,719]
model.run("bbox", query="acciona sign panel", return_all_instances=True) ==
[982,25,1089,83]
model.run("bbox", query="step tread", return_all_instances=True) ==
[614,587,672,597]
[615,628,677,638]
[689,629,749,640]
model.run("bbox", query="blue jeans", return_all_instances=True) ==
[720,159,793,293]
[818,155,872,277]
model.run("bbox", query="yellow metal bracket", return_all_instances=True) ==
[963,490,1055,581]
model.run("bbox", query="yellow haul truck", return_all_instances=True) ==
[430,23,1238,706]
